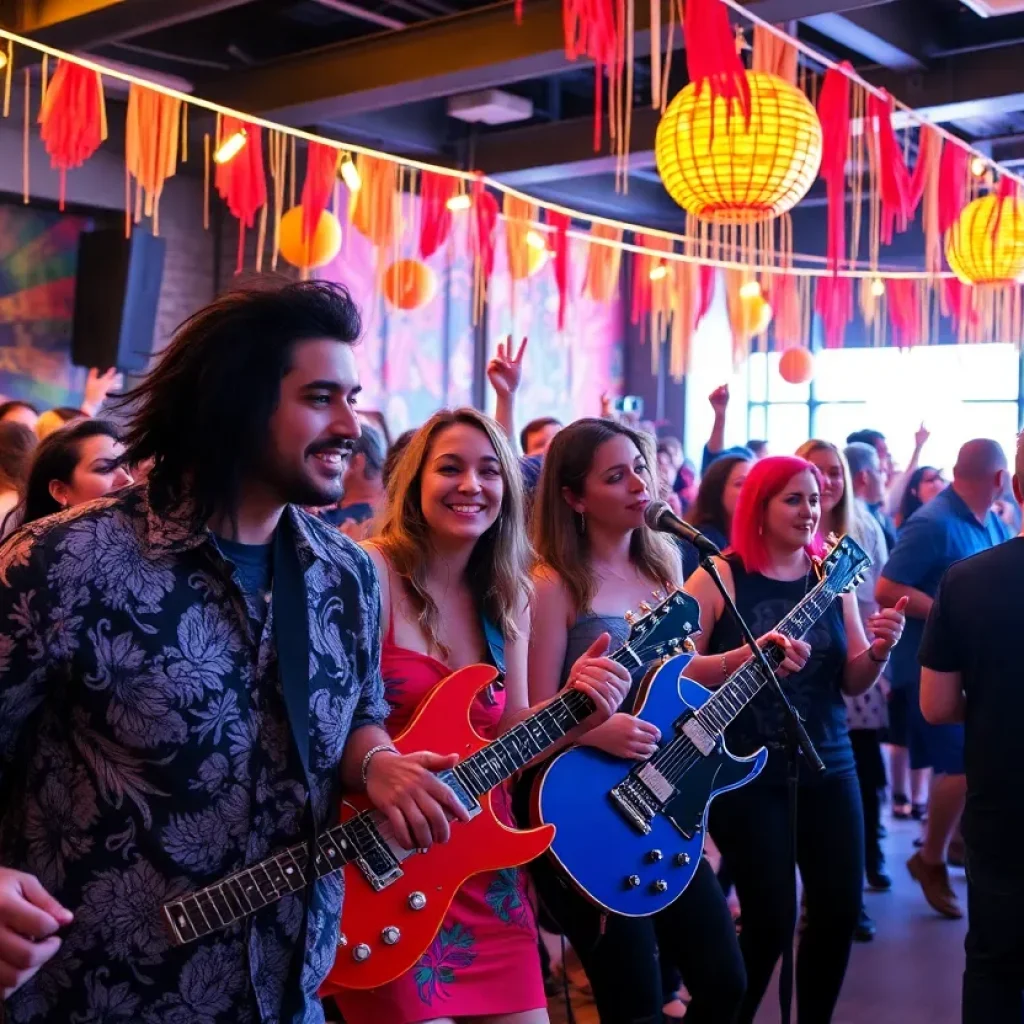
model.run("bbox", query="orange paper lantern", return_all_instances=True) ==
[279,206,342,269]
[383,260,437,310]
[779,346,814,384]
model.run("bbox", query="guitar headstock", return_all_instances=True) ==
[819,533,872,596]
[621,585,701,664]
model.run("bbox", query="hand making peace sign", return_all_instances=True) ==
[486,335,528,398]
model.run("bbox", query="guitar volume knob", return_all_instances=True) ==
[381,926,401,945]
[675,852,691,866]
[352,943,371,962]
[647,849,663,862]
[625,875,641,888]
[652,879,668,893]
[408,891,427,911]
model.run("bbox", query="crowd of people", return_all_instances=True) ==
[0,281,1019,1024]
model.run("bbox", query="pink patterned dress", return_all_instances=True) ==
[333,618,546,1023]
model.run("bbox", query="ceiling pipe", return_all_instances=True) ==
[311,0,405,31]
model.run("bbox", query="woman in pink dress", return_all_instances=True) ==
[334,407,631,1024]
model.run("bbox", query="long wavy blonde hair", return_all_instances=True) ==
[371,407,531,656]
[532,417,678,614]
[795,438,854,539]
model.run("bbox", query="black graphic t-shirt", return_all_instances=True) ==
[708,554,852,784]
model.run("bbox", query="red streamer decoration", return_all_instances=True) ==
[886,279,920,348]
[685,0,750,120]
[907,126,940,216]
[867,90,911,244]
[816,65,852,273]
[546,211,571,330]
[419,172,459,259]
[300,142,338,252]
[944,278,978,335]
[563,0,619,150]
[469,177,499,282]
[214,118,267,274]
[697,265,716,323]
[814,276,853,349]
[38,61,107,210]
[938,138,969,236]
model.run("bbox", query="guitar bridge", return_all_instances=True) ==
[609,773,666,835]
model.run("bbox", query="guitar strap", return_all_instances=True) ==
[272,513,315,1023]
[481,611,506,677]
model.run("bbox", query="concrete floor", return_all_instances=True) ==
[550,812,967,1024]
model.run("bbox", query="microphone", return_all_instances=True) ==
[644,500,723,558]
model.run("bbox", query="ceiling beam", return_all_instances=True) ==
[477,40,1024,185]
[801,5,931,71]
[198,0,898,124]
[10,0,256,50]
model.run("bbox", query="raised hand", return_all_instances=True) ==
[914,422,930,450]
[709,384,730,414]
[866,595,907,660]
[486,336,527,398]
[81,367,123,416]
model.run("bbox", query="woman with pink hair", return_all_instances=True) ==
[683,456,906,1024]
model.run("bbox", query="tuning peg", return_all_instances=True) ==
[651,589,663,602]
[638,602,652,614]
[624,610,636,625]
[665,581,677,593]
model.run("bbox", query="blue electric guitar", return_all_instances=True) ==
[533,534,870,917]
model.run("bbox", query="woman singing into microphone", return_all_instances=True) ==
[526,419,809,1023]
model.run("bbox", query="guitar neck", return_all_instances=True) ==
[695,575,840,735]
[165,818,364,945]
[452,638,656,798]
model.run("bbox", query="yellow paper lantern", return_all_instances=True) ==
[383,259,437,310]
[655,71,823,224]
[279,207,343,269]
[945,195,1024,286]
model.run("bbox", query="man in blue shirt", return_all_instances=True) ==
[877,439,1011,921]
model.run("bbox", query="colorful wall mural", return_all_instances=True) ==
[0,203,93,409]
[319,190,624,437]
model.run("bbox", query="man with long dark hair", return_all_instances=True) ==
[0,282,467,1022]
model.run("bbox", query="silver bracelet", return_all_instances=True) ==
[868,648,890,665]
[361,743,399,785]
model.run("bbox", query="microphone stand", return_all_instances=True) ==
[698,552,825,776]
[697,547,825,1024]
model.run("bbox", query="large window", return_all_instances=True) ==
[747,345,1023,471]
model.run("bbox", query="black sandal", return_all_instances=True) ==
[892,793,912,819]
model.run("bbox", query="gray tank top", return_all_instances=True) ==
[560,613,636,706]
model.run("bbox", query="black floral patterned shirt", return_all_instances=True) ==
[0,485,389,1023]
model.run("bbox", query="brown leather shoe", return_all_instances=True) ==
[907,852,963,919]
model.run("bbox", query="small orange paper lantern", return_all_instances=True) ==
[779,346,814,384]
[945,195,1024,286]
[279,206,342,269]
[655,70,823,224]
[383,259,437,310]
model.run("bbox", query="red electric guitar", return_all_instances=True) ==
[161,589,696,992]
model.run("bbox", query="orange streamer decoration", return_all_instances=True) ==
[504,194,539,282]
[350,154,397,248]
[547,211,571,330]
[584,224,623,302]
[214,117,267,274]
[125,85,181,228]
[38,60,107,209]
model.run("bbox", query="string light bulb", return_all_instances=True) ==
[870,278,886,298]
[970,156,987,179]
[0,51,8,71]
[446,193,471,212]
[739,279,762,299]
[526,229,546,250]
[213,129,247,164]
[339,154,361,193]
[649,263,668,281]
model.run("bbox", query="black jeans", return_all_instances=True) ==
[531,854,746,1024]
[850,729,886,875]
[709,774,864,1024]
[963,847,1024,1023]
